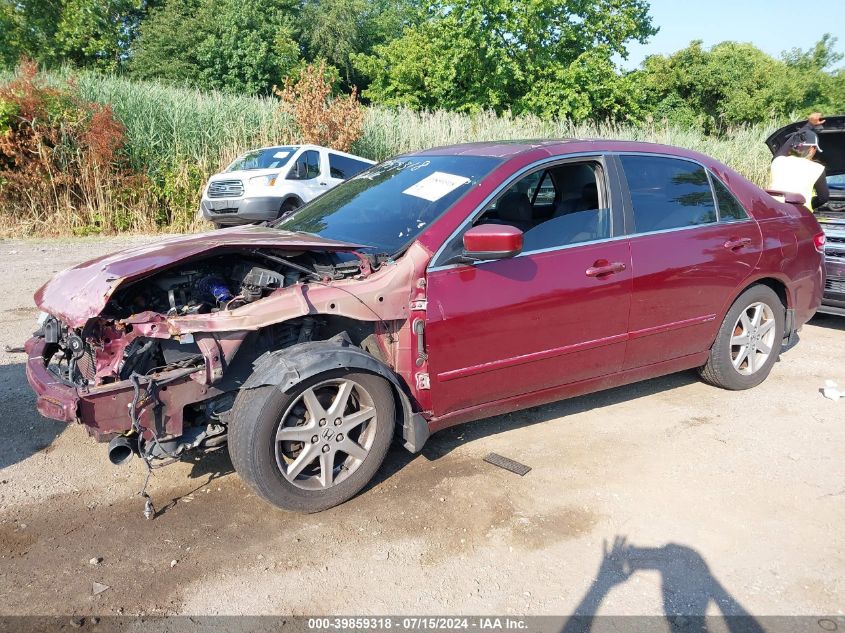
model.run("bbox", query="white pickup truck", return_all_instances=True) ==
[200,144,375,228]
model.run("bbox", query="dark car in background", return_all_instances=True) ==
[26,140,824,512]
[767,116,845,315]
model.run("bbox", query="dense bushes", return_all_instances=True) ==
[0,63,783,237]
[275,62,364,152]
[0,60,148,234]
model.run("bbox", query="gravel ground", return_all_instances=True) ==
[0,236,843,618]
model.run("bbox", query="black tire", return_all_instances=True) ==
[228,370,395,512]
[699,284,785,390]
[278,199,300,220]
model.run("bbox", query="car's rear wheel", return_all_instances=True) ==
[699,285,784,390]
[228,370,395,512]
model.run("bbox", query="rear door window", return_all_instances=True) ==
[620,155,717,233]
[329,153,371,179]
[711,175,750,221]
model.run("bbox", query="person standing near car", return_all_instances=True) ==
[769,122,830,211]
[773,112,826,157]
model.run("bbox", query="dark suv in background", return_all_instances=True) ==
[768,116,845,315]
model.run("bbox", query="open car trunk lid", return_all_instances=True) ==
[35,225,363,327]
[766,115,845,178]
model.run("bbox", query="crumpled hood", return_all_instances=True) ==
[35,225,362,327]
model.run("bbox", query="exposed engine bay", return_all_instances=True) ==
[41,249,368,389]
[26,232,430,513]
[32,245,393,490]
[106,249,361,319]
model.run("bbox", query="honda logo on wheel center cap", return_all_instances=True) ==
[322,429,335,441]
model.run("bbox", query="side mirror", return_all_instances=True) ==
[765,189,806,206]
[460,224,523,262]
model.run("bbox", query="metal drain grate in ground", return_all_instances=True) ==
[483,453,531,476]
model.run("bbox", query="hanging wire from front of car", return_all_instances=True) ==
[128,372,190,519]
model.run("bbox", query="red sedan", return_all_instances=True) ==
[26,140,825,512]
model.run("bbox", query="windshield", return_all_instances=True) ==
[226,147,298,172]
[274,155,502,254]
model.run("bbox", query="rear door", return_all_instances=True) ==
[616,154,763,369]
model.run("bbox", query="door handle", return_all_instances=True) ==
[319,182,328,186]
[724,237,752,250]
[586,261,626,278]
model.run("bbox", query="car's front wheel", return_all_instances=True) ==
[228,370,395,512]
[699,284,784,390]
[278,199,301,220]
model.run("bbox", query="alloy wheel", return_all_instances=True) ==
[274,378,378,490]
[730,301,777,376]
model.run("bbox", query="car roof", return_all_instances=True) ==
[252,144,301,152]
[408,139,718,164]
[250,144,375,163]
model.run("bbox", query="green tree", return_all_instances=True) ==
[635,36,844,131]
[301,0,367,85]
[520,48,647,122]
[125,0,203,82]
[129,0,302,94]
[0,0,157,70]
[354,0,656,118]
[0,0,64,67]
[300,0,418,89]
[56,0,151,70]
[781,34,844,114]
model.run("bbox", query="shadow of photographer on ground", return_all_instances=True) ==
[563,536,765,633]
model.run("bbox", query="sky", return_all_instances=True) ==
[619,0,845,70]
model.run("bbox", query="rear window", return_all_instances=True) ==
[329,153,371,179]
[621,155,717,233]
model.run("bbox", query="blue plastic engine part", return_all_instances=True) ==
[195,276,233,304]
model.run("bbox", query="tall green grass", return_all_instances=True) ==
[1,68,783,236]
[72,73,778,185]
[358,109,777,186]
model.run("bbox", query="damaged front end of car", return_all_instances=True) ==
[25,226,429,469]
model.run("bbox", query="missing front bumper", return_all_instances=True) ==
[25,336,221,441]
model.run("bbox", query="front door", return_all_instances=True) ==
[287,149,324,202]
[424,157,632,417]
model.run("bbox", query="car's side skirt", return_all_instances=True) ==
[426,350,710,434]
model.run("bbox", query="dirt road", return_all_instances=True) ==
[0,237,843,618]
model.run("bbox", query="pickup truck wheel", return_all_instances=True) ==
[699,285,784,390]
[228,370,394,512]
